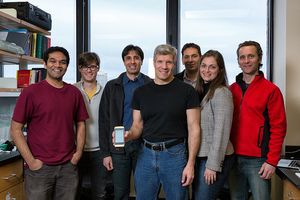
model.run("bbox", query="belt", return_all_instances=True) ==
[143,138,185,151]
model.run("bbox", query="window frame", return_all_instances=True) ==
[76,0,273,81]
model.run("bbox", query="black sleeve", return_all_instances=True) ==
[131,87,141,110]
[99,84,111,158]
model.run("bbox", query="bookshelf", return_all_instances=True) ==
[0,49,43,65]
[0,10,50,97]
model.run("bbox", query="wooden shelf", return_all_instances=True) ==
[0,50,43,65]
[0,88,22,97]
[0,11,50,35]
[20,55,44,65]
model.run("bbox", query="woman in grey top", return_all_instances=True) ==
[192,50,234,200]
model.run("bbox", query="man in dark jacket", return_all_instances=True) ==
[99,44,152,200]
[175,43,201,88]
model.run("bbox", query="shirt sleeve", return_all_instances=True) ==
[12,87,33,124]
[186,86,200,109]
[132,87,141,110]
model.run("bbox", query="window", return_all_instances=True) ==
[3,0,76,83]
[90,0,166,80]
[2,0,270,84]
[180,0,269,84]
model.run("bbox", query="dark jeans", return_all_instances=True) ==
[111,141,139,200]
[78,150,108,200]
[25,161,78,200]
[229,156,271,200]
[192,155,234,200]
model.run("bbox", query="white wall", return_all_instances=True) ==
[272,1,300,199]
[285,0,300,145]
[274,0,300,146]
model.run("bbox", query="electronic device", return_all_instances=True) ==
[277,159,300,170]
[278,168,300,188]
[114,126,125,147]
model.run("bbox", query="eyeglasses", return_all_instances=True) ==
[81,64,99,71]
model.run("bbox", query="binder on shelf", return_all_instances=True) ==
[35,34,50,59]
[31,68,47,81]
[31,33,37,57]
[36,33,43,58]
[30,70,37,84]
[43,35,51,56]
[17,69,31,88]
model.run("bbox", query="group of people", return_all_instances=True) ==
[10,40,287,200]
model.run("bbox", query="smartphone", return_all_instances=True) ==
[114,126,125,147]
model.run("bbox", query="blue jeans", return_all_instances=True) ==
[111,141,139,200]
[134,142,188,200]
[228,156,271,200]
[78,150,108,200]
[25,161,78,200]
[192,155,234,200]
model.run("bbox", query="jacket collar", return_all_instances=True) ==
[114,72,151,86]
[79,80,102,95]
[236,70,264,84]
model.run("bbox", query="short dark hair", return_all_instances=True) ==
[121,44,144,62]
[78,52,100,67]
[181,43,201,56]
[43,46,70,65]
[237,41,263,67]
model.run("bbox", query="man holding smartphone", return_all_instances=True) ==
[99,44,152,200]
[125,44,200,200]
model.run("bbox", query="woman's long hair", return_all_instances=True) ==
[195,50,229,101]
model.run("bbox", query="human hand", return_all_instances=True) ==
[181,163,194,186]
[28,158,43,171]
[258,162,275,179]
[124,130,131,142]
[204,168,217,185]
[103,156,114,171]
[70,151,82,165]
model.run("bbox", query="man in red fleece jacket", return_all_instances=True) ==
[229,41,287,200]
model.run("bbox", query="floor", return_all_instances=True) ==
[79,186,231,200]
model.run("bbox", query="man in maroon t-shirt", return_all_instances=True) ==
[10,46,89,200]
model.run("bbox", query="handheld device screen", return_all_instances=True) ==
[114,126,124,147]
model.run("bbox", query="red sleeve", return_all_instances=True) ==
[12,87,34,124]
[266,87,287,166]
[75,88,89,122]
